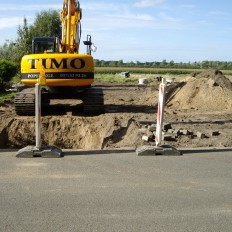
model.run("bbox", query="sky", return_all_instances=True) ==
[0,0,232,62]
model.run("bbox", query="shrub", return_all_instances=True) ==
[0,59,18,91]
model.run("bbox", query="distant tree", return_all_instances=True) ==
[0,59,18,91]
[0,10,62,64]
[30,10,61,38]
[109,61,117,67]
[200,60,210,69]
[169,60,175,67]
[136,61,141,67]
[14,17,31,61]
[227,62,232,70]
[0,18,31,63]
[100,60,107,67]
[191,61,200,69]
[94,59,100,67]
[143,62,150,67]
[118,60,124,67]
[0,41,17,61]
[128,61,135,67]
[160,59,167,68]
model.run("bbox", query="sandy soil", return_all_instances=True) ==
[0,69,232,149]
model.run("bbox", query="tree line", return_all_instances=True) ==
[94,59,232,70]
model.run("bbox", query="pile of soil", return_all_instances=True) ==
[167,69,232,111]
[0,70,232,149]
[2,115,142,149]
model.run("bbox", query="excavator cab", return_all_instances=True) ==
[32,37,62,54]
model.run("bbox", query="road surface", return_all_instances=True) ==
[0,149,232,232]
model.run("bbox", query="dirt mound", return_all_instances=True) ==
[0,115,143,149]
[167,69,232,111]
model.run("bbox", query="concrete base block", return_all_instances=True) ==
[136,144,182,156]
[16,146,63,158]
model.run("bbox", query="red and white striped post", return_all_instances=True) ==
[136,77,182,156]
[155,78,167,146]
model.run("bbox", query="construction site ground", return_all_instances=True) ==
[0,69,232,150]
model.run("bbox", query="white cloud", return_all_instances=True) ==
[0,3,117,13]
[180,4,196,9]
[208,10,229,18]
[82,2,118,11]
[0,4,60,11]
[134,0,165,8]
[158,12,181,22]
[0,17,25,29]
[106,13,155,21]
[82,13,183,36]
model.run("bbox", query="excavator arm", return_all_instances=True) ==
[61,0,82,53]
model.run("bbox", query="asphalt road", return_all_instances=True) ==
[0,149,232,232]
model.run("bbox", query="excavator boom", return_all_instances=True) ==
[61,0,82,53]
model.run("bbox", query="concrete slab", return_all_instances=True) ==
[16,145,63,158]
[136,144,182,156]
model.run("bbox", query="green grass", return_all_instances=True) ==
[95,67,200,75]
[95,71,189,84]
[95,67,232,84]
[11,74,21,83]
[95,67,232,76]
[0,92,16,103]
[95,73,138,83]
[0,74,20,103]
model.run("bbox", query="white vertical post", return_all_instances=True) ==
[68,0,71,15]
[155,78,167,147]
[35,83,41,149]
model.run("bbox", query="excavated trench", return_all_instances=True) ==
[0,114,144,149]
[1,71,232,149]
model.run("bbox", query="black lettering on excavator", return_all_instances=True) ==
[50,58,68,69]
[70,58,85,69]
[42,59,47,68]
[28,58,86,70]
[28,59,40,69]
[21,72,94,79]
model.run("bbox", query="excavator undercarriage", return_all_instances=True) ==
[14,87,104,116]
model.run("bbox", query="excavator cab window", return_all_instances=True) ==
[32,37,56,54]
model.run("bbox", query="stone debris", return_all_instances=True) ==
[210,131,220,136]
[139,122,222,143]
[163,123,172,131]
[196,132,206,139]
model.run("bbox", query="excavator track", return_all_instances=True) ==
[14,87,104,116]
[14,88,50,116]
[14,89,36,116]
[82,88,105,115]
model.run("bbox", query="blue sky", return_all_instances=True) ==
[0,0,232,62]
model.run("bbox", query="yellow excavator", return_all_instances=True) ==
[15,0,104,115]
